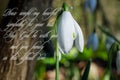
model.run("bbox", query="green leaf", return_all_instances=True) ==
[42,58,55,64]
[78,47,93,60]
[35,61,46,80]
[108,42,119,79]
[81,59,92,80]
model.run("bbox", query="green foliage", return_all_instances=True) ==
[35,1,120,79]
[35,61,46,80]
[81,59,91,80]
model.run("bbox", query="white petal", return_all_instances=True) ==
[73,19,84,52]
[57,11,76,53]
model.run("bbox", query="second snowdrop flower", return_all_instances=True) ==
[87,31,99,51]
[57,11,84,54]
[84,0,97,13]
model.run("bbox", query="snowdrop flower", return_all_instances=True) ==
[87,31,98,51]
[57,11,84,54]
[106,37,115,51]
[84,0,97,12]
[116,50,120,73]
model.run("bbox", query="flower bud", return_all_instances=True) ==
[84,0,97,12]
[87,32,98,51]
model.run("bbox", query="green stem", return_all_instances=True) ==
[54,10,61,80]
[62,2,70,11]
[98,25,120,44]
[55,42,59,80]
[55,2,70,80]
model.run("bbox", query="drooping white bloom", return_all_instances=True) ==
[57,11,84,54]
[116,50,120,73]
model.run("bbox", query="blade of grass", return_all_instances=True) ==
[81,59,92,80]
